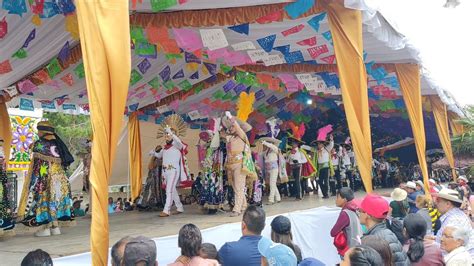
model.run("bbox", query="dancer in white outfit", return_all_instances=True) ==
[262,140,281,204]
[150,115,189,217]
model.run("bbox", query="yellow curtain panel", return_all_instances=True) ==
[0,102,12,165]
[128,113,143,201]
[429,96,457,180]
[448,111,464,136]
[395,64,430,196]
[75,0,131,264]
[324,0,373,192]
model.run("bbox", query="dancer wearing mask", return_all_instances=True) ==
[18,121,75,237]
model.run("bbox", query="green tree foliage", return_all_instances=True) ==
[43,113,92,173]
[451,105,474,175]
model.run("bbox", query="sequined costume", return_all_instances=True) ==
[19,138,73,227]
[199,141,226,211]
[0,163,15,232]
[137,150,164,210]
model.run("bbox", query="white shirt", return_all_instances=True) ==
[288,149,307,165]
[154,134,184,169]
[317,141,334,164]
[444,246,473,266]
[331,155,339,166]
[263,142,279,162]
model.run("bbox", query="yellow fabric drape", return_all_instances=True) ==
[395,64,430,195]
[128,113,142,201]
[324,1,373,192]
[75,0,131,265]
[448,112,464,136]
[0,102,12,165]
[429,96,457,180]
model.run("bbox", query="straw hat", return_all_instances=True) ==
[415,180,424,188]
[221,116,252,133]
[257,137,281,146]
[390,188,408,201]
[436,188,463,204]
[406,181,417,190]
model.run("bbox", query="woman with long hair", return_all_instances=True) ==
[270,215,302,263]
[403,213,444,265]
[169,224,218,266]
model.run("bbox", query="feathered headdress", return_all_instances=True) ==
[236,92,255,122]
[288,122,306,141]
[156,114,188,139]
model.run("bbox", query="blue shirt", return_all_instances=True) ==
[218,235,262,266]
[407,191,421,213]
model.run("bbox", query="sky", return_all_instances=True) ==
[374,0,474,106]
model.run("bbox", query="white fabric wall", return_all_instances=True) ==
[53,206,342,265]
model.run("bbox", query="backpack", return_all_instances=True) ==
[386,218,405,245]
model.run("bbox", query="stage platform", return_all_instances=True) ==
[0,189,386,265]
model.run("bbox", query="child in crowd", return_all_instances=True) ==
[199,243,218,260]
[330,187,361,257]
[108,197,115,214]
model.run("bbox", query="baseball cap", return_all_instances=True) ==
[357,194,389,219]
[123,236,157,266]
[271,215,291,234]
[258,237,297,266]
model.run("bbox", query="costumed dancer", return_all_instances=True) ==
[259,138,287,205]
[258,118,287,205]
[330,145,342,195]
[150,115,189,218]
[287,122,316,198]
[340,139,355,191]
[1,139,15,237]
[199,118,226,214]
[138,145,164,211]
[18,121,75,237]
[221,109,257,217]
[315,134,334,199]
[286,123,315,200]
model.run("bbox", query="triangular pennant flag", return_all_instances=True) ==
[307,45,329,59]
[307,12,327,32]
[284,0,315,19]
[228,23,249,35]
[172,69,184,79]
[60,73,74,86]
[12,48,28,59]
[22,29,36,48]
[296,36,317,46]
[159,65,171,82]
[137,58,151,74]
[281,24,305,37]
[256,10,283,24]
[46,58,62,79]
[0,18,7,39]
[273,45,290,55]
[256,34,276,53]
[57,41,70,67]
[190,71,199,79]
[320,55,335,64]
[184,51,201,63]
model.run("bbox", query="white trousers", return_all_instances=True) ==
[268,169,281,203]
[163,169,183,214]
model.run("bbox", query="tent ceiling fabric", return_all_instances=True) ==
[0,0,462,117]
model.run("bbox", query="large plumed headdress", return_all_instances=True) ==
[156,114,188,139]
